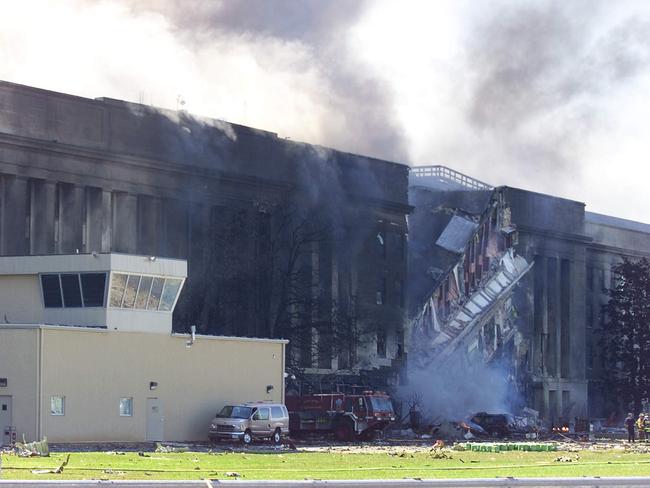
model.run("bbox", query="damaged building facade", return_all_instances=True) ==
[0,80,410,388]
[408,166,650,424]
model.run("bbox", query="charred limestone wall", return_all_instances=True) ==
[505,187,589,422]
[584,214,650,417]
[0,80,410,385]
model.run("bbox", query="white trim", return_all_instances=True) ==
[0,324,289,344]
[170,333,289,345]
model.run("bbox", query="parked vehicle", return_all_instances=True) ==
[286,391,395,441]
[208,402,289,444]
[466,412,514,437]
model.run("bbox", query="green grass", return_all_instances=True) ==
[3,448,650,481]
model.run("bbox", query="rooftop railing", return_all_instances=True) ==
[410,165,493,190]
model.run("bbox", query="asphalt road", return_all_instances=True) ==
[3,478,650,487]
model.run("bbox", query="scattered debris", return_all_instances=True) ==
[224,471,242,477]
[16,437,49,457]
[30,453,69,474]
[155,443,188,453]
[554,455,580,463]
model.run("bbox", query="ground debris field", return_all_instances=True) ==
[3,440,650,481]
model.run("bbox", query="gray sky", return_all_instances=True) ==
[3,0,650,221]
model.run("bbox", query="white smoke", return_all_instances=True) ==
[401,354,517,421]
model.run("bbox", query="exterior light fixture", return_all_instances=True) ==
[149,381,158,390]
[186,325,196,348]
[266,385,274,394]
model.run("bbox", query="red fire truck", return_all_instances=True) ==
[285,391,395,441]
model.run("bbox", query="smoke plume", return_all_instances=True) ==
[401,358,517,421]
[0,0,407,163]
[2,1,650,218]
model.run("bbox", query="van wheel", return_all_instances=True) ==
[272,428,282,445]
[242,430,253,445]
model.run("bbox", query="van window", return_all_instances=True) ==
[256,408,270,420]
[271,406,284,419]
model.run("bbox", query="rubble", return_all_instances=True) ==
[15,437,49,457]
[30,453,69,474]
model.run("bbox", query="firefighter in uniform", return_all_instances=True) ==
[637,414,646,442]
[644,414,650,442]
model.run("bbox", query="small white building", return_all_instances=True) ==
[0,253,286,444]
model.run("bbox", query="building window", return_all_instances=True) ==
[376,278,386,305]
[81,273,107,307]
[60,273,83,307]
[41,273,107,308]
[51,396,65,416]
[41,274,63,308]
[119,397,133,417]
[376,232,385,258]
[377,329,387,358]
[108,273,183,312]
[394,279,404,307]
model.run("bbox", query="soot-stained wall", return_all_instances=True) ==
[0,80,411,387]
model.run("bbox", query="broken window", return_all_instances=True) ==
[394,279,404,307]
[119,397,133,417]
[376,231,386,258]
[50,396,65,416]
[377,329,386,358]
[376,278,386,305]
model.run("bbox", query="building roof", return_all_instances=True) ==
[0,253,187,277]
[586,211,650,235]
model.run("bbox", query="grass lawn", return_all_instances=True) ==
[3,448,650,481]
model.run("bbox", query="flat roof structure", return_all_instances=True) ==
[0,253,187,333]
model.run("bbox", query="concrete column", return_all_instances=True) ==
[163,199,188,259]
[57,183,85,254]
[29,180,56,255]
[562,258,580,379]
[1,175,28,255]
[101,190,112,252]
[137,195,163,256]
[532,255,547,375]
[86,188,113,253]
[112,192,137,254]
[546,257,559,378]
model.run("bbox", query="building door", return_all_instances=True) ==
[146,398,163,442]
[0,396,12,447]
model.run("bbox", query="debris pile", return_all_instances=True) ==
[15,437,49,457]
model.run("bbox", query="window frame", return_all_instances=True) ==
[119,397,134,417]
[41,273,108,309]
[50,396,65,416]
[108,273,184,312]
